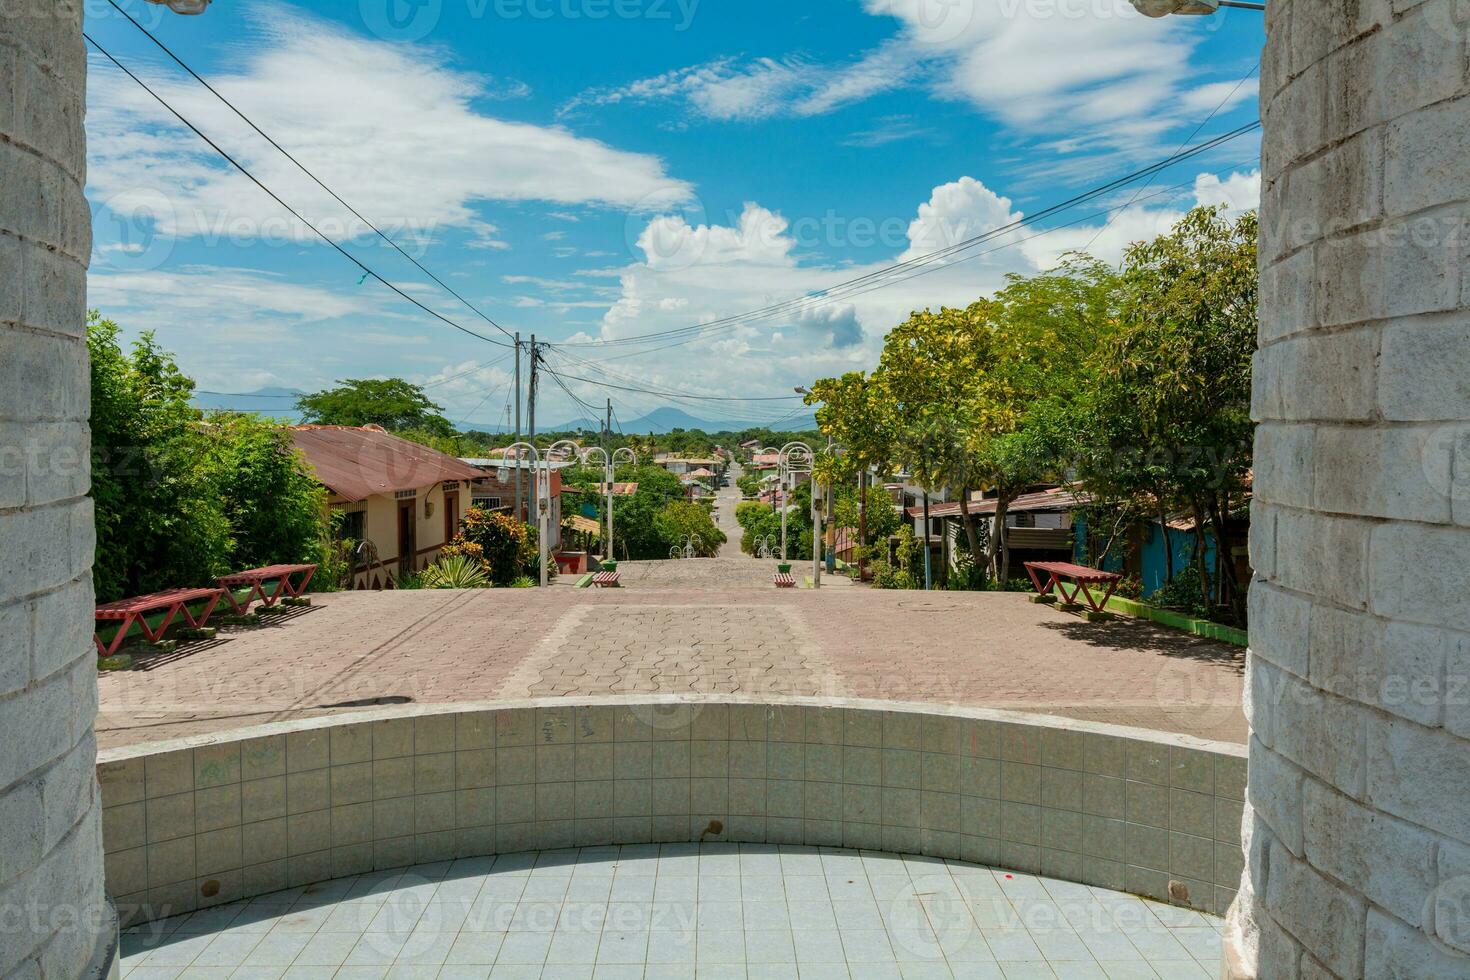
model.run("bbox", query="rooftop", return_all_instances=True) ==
[288,425,483,501]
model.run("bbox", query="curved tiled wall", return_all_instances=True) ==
[97,698,1245,926]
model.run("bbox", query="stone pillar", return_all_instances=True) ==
[1228,1,1470,977]
[0,1,115,977]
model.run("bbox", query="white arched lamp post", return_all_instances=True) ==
[1128,0,1263,14]
[579,446,637,562]
[498,443,547,587]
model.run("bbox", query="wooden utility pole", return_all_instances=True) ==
[513,332,522,521]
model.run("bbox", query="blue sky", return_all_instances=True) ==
[85,0,1263,429]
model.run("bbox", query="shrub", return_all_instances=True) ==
[420,555,491,589]
[458,507,537,585]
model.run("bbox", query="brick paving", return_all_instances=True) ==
[98,584,1245,749]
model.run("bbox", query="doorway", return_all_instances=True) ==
[397,498,417,581]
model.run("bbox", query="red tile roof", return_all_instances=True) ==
[289,425,483,502]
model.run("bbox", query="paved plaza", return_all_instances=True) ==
[97,582,1245,748]
[117,843,1224,979]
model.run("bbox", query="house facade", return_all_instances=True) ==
[289,425,485,589]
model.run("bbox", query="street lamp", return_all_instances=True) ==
[1128,0,1264,14]
[580,446,636,563]
[499,443,547,587]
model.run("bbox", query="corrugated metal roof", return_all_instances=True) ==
[905,488,1088,519]
[289,426,483,502]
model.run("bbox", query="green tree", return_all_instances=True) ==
[89,314,235,601]
[1101,206,1258,619]
[654,501,726,556]
[878,257,1118,583]
[297,378,454,436]
[209,413,330,573]
[88,313,333,603]
[805,371,895,578]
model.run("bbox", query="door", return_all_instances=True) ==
[443,491,460,545]
[397,499,417,581]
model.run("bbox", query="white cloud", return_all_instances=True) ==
[900,177,1023,262]
[89,266,381,323]
[1193,169,1261,216]
[561,0,1247,164]
[559,41,917,123]
[87,4,692,254]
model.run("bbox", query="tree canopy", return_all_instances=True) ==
[297,378,454,436]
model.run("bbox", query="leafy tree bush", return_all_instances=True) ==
[89,313,330,603]
[455,507,537,585]
[654,501,725,556]
[297,378,454,436]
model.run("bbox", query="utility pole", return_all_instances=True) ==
[527,336,547,587]
[605,398,613,559]
[923,489,932,590]
[513,333,522,522]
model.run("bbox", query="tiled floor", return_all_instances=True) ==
[118,843,1223,979]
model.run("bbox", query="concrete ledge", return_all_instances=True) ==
[96,695,1246,926]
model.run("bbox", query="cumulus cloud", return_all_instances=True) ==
[1193,169,1262,216]
[87,4,692,255]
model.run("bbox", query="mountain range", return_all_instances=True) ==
[192,390,815,434]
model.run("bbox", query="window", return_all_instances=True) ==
[337,509,366,542]
[473,496,503,510]
[394,489,417,500]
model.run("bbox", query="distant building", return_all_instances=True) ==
[289,425,484,589]
[459,458,572,553]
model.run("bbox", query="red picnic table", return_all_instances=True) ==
[94,587,226,657]
[773,572,797,589]
[1024,561,1123,614]
[217,563,318,614]
[592,570,622,588]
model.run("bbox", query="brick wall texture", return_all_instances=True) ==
[1228,1,1470,977]
[0,1,114,977]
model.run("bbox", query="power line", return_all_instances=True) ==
[101,0,519,346]
[551,163,1252,366]
[1082,60,1260,253]
[85,33,513,350]
[549,121,1260,352]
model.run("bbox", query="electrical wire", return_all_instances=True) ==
[84,33,513,350]
[549,163,1253,366]
[549,121,1260,352]
[1082,60,1260,253]
[101,0,519,346]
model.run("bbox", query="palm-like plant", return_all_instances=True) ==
[420,554,492,590]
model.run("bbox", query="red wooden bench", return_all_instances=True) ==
[592,570,621,588]
[217,563,318,614]
[773,572,797,588]
[1024,561,1123,614]
[94,587,227,657]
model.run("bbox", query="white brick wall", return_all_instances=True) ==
[1227,1,1470,976]
[0,1,114,977]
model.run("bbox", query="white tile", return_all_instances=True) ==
[444,932,505,965]
[597,930,650,965]
[743,929,796,964]
[839,929,896,963]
